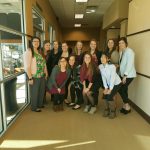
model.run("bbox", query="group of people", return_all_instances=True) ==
[24,36,136,119]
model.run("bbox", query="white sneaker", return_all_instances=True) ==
[83,105,91,113]
[69,103,75,106]
[88,107,96,114]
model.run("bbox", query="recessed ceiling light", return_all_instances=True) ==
[75,14,84,19]
[76,0,88,2]
[74,24,81,27]
[86,9,96,13]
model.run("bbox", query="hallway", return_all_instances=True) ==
[0,97,150,150]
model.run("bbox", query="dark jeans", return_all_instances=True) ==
[30,77,45,111]
[103,83,122,101]
[64,79,70,99]
[53,94,65,105]
[118,78,134,104]
[70,84,83,105]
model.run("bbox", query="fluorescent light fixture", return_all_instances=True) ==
[86,9,96,13]
[75,14,84,19]
[76,0,88,2]
[74,24,81,27]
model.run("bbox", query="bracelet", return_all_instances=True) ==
[29,77,33,80]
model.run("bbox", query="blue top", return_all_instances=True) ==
[99,64,121,90]
[119,47,136,78]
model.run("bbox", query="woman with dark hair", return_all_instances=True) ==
[41,40,51,104]
[118,37,136,114]
[47,57,71,111]
[24,36,48,112]
[80,52,101,114]
[105,39,119,66]
[99,52,122,119]
[41,40,51,61]
[68,55,83,109]
[47,41,62,76]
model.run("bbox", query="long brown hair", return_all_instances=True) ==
[81,52,95,77]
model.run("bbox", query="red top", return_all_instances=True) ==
[80,65,93,83]
[50,71,67,94]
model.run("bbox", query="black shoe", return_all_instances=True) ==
[33,109,41,112]
[120,108,131,114]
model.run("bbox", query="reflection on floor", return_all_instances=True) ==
[0,93,150,150]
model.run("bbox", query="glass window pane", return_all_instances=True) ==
[0,0,23,32]
[4,74,27,124]
[0,30,24,78]
[32,9,44,31]
[0,86,4,133]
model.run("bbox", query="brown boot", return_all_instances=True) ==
[103,100,110,117]
[59,103,64,111]
[108,101,116,119]
[53,105,58,112]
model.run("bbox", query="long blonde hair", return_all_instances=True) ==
[74,41,83,55]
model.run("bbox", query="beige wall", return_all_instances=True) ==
[127,0,150,116]
[62,27,100,41]
[103,0,129,29]
[106,28,120,40]
[25,0,62,41]
[128,0,150,34]
[120,19,128,37]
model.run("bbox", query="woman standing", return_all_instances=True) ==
[47,41,62,76]
[105,39,119,66]
[41,40,51,104]
[80,52,100,114]
[99,53,122,119]
[47,57,71,111]
[24,36,48,112]
[41,40,51,61]
[118,37,136,114]
[74,41,84,66]
[89,39,102,106]
[61,42,71,104]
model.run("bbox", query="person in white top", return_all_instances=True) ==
[99,53,122,119]
[118,37,136,114]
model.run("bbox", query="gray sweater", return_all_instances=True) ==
[47,65,71,90]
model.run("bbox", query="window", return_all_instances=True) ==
[0,30,24,79]
[0,0,23,32]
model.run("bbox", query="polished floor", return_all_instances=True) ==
[0,93,150,150]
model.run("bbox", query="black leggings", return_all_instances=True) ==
[103,83,122,101]
[70,84,83,105]
[118,78,134,103]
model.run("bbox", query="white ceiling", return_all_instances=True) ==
[49,0,114,28]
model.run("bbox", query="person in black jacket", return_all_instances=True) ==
[89,39,102,106]
[47,41,62,76]
[68,55,83,109]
